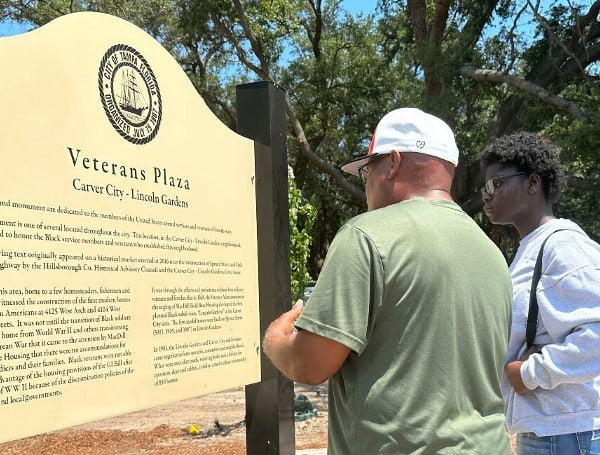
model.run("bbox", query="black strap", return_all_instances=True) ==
[526,229,569,349]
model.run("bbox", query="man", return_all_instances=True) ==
[263,108,512,454]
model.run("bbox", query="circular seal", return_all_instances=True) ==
[98,44,162,144]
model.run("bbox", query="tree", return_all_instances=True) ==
[379,0,600,250]
[2,0,599,266]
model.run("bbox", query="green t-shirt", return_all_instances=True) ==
[295,198,512,454]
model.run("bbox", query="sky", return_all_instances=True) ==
[0,19,27,37]
[0,1,380,37]
[343,0,379,16]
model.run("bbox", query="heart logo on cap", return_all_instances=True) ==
[416,140,426,149]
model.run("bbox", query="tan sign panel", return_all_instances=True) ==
[0,12,260,443]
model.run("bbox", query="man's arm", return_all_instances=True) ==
[262,300,351,385]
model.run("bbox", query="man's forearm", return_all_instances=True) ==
[262,301,351,384]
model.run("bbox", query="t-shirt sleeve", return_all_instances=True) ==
[294,223,384,355]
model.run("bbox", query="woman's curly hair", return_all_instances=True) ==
[478,131,567,202]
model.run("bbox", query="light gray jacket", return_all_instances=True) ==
[503,219,600,436]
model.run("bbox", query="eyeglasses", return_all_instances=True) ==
[480,172,526,197]
[357,154,389,184]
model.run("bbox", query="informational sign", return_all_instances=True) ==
[0,12,260,443]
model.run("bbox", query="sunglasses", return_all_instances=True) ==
[480,172,526,197]
[357,154,389,184]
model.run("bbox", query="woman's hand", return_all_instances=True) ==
[505,346,540,395]
[505,360,531,395]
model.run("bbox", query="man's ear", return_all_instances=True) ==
[387,150,401,179]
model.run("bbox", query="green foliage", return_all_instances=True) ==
[545,111,600,241]
[278,5,422,273]
[288,166,318,301]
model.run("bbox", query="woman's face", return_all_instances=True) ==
[481,163,529,226]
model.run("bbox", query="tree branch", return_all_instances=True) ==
[566,175,600,191]
[231,0,269,75]
[526,0,588,77]
[209,10,270,80]
[451,0,501,58]
[460,65,589,120]
[307,0,322,59]
[431,0,450,46]
[284,97,365,202]
[407,0,427,44]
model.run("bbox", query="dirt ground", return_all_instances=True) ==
[0,383,328,455]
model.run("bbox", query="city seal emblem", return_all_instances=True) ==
[98,44,162,144]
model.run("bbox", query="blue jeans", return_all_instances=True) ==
[517,430,600,455]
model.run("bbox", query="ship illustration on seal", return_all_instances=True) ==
[118,69,148,117]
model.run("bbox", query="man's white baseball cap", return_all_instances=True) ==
[340,107,459,176]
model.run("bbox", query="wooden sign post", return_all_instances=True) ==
[237,82,295,455]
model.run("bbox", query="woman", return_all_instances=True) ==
[479,131,600,455]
